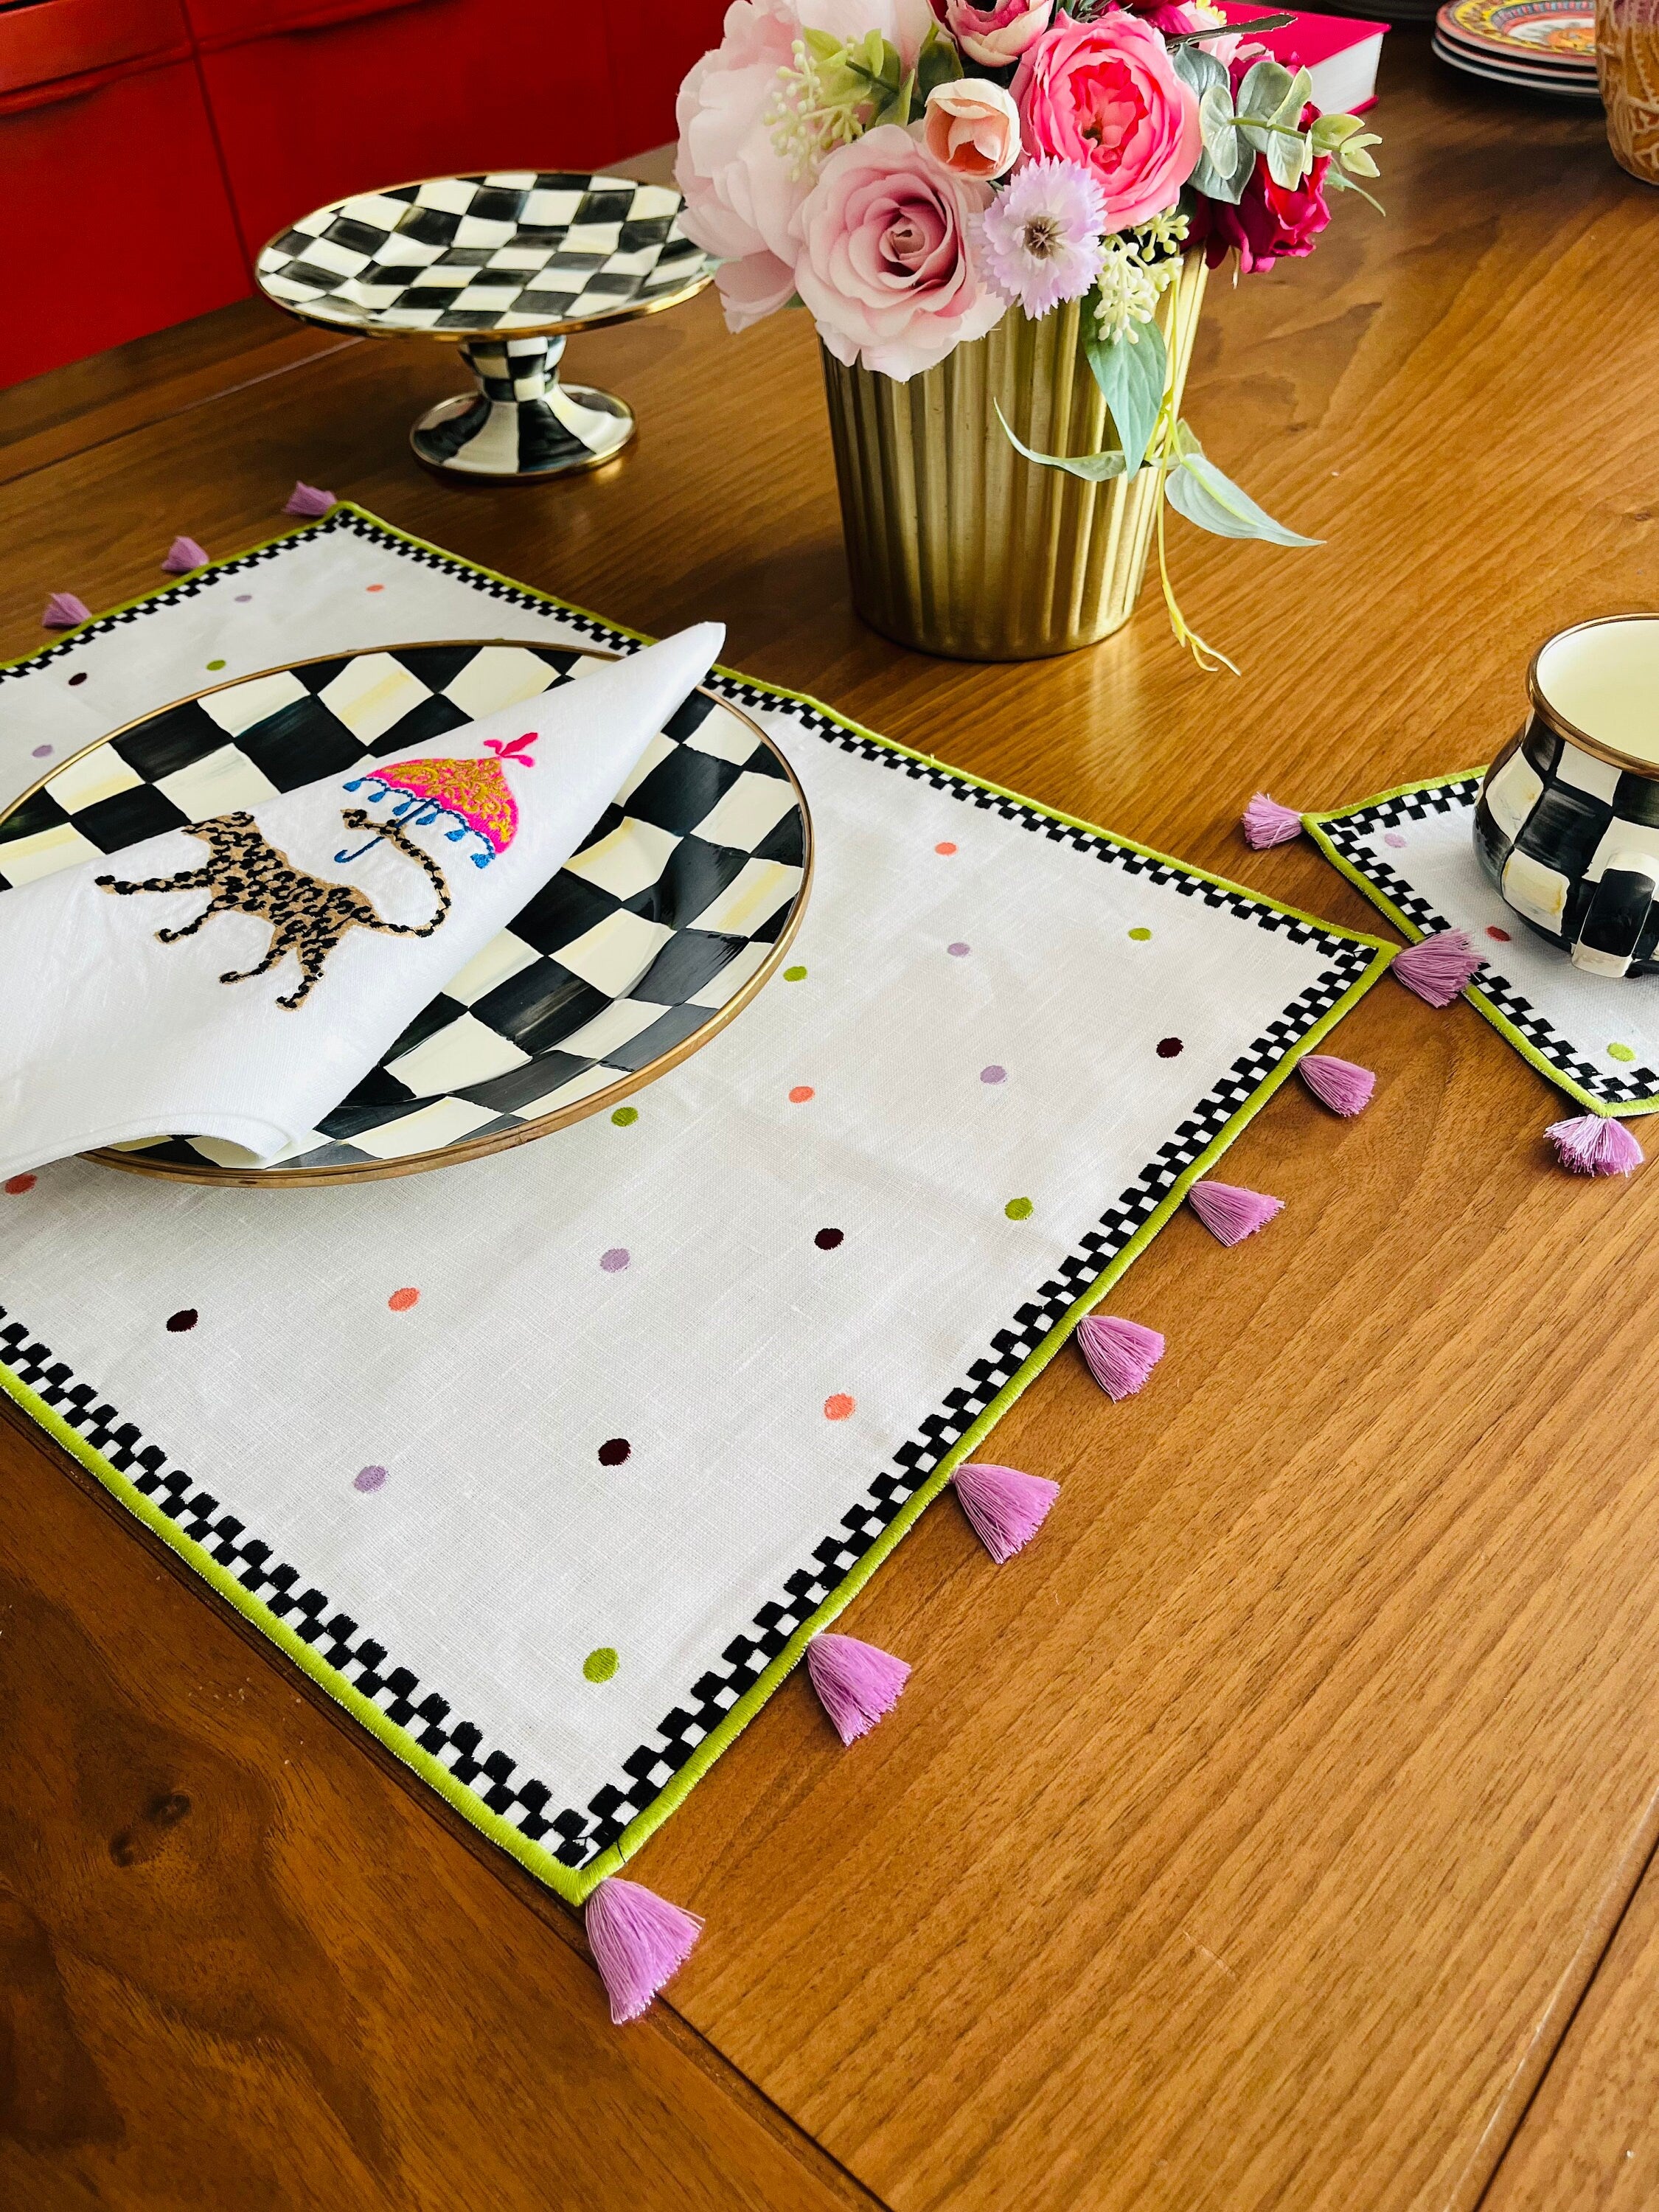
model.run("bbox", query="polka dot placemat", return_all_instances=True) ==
[0,506,1391,1910]
[1307,773,1659,1118]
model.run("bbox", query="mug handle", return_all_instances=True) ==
[1572,850,1659,976]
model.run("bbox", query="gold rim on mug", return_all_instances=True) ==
[1526,612,1659,773]
[0,642,811,1189]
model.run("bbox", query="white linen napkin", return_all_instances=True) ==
[0,623,722,1177]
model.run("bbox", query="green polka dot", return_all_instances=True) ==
[1128,927,1152,942]
[582,1646,619,1683]
[784,964,807,981]
[1609,1043,1636,1062]
[611,1106,639,1126]
[205,659,226,671]
[1004,1196,1033,1220]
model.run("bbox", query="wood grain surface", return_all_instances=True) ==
[4,37,1659,2211]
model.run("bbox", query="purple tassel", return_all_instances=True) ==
[1242,791,1303,849]
[284,481,336,518]
[806,1631,910,1745]
[1189,1178,1283,1246]
[951,1460,1060,1562]
[1547,1112,1644,1178]
[42,592,90,630]
[1298,1053,1375,1117]
[1392,929,1484,1008]
[161,535,208,574]
[1077,1313,1165,1400]
[584,1875,703,2024]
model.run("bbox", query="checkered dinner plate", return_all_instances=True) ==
[0,643,810,1183]
[255,171,714,338]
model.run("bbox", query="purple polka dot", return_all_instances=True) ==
[599,1247,630,1273]
[32,744,53,757]
[1156,1037,1183,1059]
[815,1226,844,1249]
[981,1064,1006,1085]
[1384,832,1407,849]
[598,1437,631,1467]
[947,941,970,957]
[354,1464,387,1493]
[165,1308,198,1332]
[68,673,87,687]
[235,594,253,602]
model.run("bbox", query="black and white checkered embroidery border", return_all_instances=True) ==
[0,509,1382,1875]
[1321,781,1659,1107]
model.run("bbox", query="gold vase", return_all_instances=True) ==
[1599,0,1659,184]
[820,251,1208,662]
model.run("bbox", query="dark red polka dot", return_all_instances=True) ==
[166,1308,198,1332]
[4,1173,36,1195]
[68,672,88,686]
[597,1437,630,1467]
[1156,1037,1184,1058]
[1486,925,1512,941]
[815,1227,844,1250]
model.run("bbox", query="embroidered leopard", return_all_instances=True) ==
[95,807,452,1009]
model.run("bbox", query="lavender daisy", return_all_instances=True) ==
[976,157,1109,319]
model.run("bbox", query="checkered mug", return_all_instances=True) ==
[1474,615,1659,978]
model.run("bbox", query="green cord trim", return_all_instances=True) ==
[1304,777,1659,1122]
[0,503,1395,1907]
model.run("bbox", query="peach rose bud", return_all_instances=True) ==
[922,77,1022,181]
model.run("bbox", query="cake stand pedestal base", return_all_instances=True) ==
[410,335,634,482]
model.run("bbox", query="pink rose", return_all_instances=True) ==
[675,1,809,333]
[922,77,1022,178]
[931,0,1054,66]
[1012,8,1202,230]
[792,125,1006,379]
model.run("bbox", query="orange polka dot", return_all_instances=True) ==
[4,1173,36,1195]
[365,583,385,592]
[935,841,957,855]
[388,1287,420,1312]
[788,1085,815,1103]
[824,1393,855,1421]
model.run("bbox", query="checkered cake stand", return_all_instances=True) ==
[0,642,810,1183]
[255,173,716,481]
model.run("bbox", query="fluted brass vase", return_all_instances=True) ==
[821,251,1208,661]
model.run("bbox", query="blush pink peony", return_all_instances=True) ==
[675,0,809,332]
[791,125,1006,379]
[922,77,1023,178]
[931,0,1055,65]
[1012,7,1202,230]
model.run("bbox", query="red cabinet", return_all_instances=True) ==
[0,0,249,385]
[1,0,733,386]
[185,0,620,262]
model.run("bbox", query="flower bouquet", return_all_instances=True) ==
[675,0,1381,665]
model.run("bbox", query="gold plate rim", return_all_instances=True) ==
[1,640,811,1189]
[254,170,715,347]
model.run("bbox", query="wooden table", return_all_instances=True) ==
[5,35,1659,2212]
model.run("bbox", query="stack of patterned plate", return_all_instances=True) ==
[1433,0,1601,97]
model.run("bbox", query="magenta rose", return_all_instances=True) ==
[931,0,1055,66]
[1186,107,1332,274]
[1012,8,1202,231]
[792,125,1006,379]
[675,1,809,333]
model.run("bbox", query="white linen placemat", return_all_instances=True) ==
[1307,774,1659,1116]
[0,507,1389,1901]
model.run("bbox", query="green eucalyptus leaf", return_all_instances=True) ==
[1199,81,1241,169]
[1236,58,1294,130]
[1172,39,1226,94]
[1267,124,1311,188]
[801,24,841,58]
[995,400,1130,482]
[1083,313,1168,477]
[914,20,962,97]
[1341,141,1380,177]
[1166,433,1321,546]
